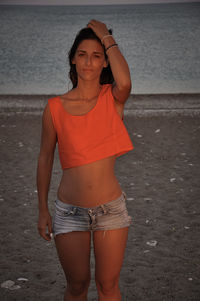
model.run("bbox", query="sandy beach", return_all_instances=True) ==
[0,94,200,300]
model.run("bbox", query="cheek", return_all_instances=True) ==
[93,59,106,70]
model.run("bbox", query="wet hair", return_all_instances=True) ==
[68,27,114,88]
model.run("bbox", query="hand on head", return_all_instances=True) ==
[87,20,110,43]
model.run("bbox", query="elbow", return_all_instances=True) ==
[125,80,132,93]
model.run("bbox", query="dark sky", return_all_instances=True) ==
[0,0,198,5]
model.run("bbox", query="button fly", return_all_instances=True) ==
[88,209,96,227]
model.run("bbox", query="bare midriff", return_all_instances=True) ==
[57,155,122,208]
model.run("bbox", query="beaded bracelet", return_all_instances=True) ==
[101,34,113,44]
[105,43,118,52]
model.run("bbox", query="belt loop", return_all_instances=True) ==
[122,190,127,200]
[101,204,107,214]
[70,207,77,215]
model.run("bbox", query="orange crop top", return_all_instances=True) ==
[48,84,134,169]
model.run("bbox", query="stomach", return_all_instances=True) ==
[57,155,123,207]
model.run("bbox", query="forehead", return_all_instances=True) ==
[77,39,104,52]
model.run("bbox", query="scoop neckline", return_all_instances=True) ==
[58,85,106,117]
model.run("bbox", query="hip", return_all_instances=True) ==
[53,190,132,237]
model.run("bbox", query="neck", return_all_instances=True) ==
[75,80,102,100]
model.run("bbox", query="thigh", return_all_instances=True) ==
[93,227,129,281]
[55,231,91,282]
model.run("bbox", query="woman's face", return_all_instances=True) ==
[72,39,107,83]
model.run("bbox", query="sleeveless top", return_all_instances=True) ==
[48,84,134,169]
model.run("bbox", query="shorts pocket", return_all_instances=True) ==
[55,205,77,217]
[106,199,128,215]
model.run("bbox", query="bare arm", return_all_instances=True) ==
[36,103,57,241]
[87,19,132,103]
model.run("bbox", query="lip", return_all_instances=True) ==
[83,68,93,72]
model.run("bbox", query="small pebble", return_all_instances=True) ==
[17,278,28,282]
[155,129,160,133]
[1,280,21,290]
[170,178,176,182]
[1,280,15,289]
[9,285,21,290]
[146,240,158,247]
[181,152,186,156]
[18,142,24,147]
[127,197,134,201]
[144,197,152,201]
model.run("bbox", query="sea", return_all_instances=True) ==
[0,2,200,95]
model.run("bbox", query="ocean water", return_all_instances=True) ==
[0,2,200,95]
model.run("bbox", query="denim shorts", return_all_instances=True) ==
[52,191,132,236]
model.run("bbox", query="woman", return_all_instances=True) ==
[37,20,134,301]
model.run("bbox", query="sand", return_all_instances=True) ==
[0,95,200,300]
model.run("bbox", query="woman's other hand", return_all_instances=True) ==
[38,210,53,241]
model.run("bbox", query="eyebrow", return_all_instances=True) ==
[77,50,104,55]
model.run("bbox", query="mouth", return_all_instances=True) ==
[83,68,93,72]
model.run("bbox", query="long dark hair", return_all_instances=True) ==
[68,27,114,88]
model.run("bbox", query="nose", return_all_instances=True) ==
[85,55,91,66]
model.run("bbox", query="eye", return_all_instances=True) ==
[94,54,101,58]
[78,53,84,57]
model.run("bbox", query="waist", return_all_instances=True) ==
[57,157,122,207]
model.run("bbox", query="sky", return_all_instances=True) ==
[0,0,199,5]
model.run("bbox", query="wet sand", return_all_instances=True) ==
[0,95,200,300]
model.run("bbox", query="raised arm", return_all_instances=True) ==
[36,103,57,241]
[87,19,132,103]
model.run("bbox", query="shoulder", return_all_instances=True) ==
[48,95,60,105]
[41,102,56,133]
[45,96,61,122]
[104,83,125,108]
[102,84,127,103]
[101,84,113,97]
[47,96,62,114]
[102,84,125,120]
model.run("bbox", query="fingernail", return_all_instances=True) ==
[50,233,53,238]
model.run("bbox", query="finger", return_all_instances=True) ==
[41,231,51,241]
[87,22,94,28]
[87,19,97,26]
[38,227,51,241]
[45,232,52,241]
[48,221,53,239]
